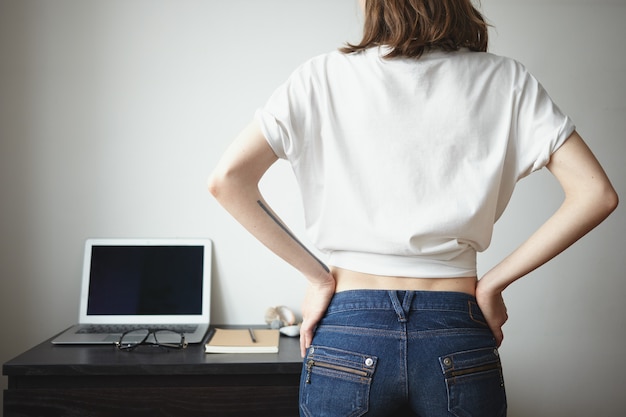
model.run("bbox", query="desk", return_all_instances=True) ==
[3,327,302,417]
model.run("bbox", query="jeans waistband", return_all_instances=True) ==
[327,290,477,318]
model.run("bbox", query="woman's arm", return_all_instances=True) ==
[476,130,618,346]
[208,119,335,356]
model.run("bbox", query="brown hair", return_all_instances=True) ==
[342,0,489,58]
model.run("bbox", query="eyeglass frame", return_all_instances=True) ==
[115,328,188,351]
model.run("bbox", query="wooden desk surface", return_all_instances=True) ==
[3,327,304,416]
[3,327,303,381]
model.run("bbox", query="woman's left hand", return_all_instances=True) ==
[300,277,336,357]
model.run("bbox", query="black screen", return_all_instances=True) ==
[86,245,204,315]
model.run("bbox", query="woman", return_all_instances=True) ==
[208,0,618,415]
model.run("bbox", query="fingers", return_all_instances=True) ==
[299,279,336,357]
[491,325,504,348]
[299,322,314,357]
[300,332,311,357]
[486,318,504,348]
[493,297,508,347]
[476,290,508,348]
[299,315,317,357]
[300,334,307,358]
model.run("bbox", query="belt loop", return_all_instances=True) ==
[402,291,415,315]
[388,291,407,323]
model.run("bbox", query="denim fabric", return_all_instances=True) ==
[299,290,507,417]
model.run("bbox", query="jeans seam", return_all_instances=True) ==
[401,322,409,401]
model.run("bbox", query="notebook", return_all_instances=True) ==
[205,328,280,353]
[51,238,212,345]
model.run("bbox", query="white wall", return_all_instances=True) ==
[0,1,624,416]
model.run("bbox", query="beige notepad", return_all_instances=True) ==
[205,328,280,353]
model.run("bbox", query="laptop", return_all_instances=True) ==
[52,238,212,345]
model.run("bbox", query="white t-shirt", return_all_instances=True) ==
[256,47,575,278]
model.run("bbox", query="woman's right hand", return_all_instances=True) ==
[475,283,508,347]
[474,132,617,348]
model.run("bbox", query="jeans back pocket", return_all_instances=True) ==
[300,345,377,417]
[439,347,507,417]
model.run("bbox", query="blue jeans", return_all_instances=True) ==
[299,290,507,417]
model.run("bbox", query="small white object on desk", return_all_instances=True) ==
[279,325,300,337]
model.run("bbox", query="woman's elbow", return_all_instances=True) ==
[602,185,619,216]
[587,181,619,223]
[207,166,256,203]
[207,170,228,201]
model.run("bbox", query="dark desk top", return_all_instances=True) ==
[3,326,303,378]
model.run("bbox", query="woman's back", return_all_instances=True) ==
[257,47,574,278]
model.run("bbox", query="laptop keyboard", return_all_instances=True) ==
[77,324,198,334]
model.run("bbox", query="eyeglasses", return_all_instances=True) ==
[115,329,188,351]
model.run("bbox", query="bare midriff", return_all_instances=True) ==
[331,266,477,296]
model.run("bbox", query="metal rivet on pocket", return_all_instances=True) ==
[494,348,499,357]
[365,358,374,367]
[309,347,314,355]
[443,357,452,367]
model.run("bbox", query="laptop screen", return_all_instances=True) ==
[87,245,204,316]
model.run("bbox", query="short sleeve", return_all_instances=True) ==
[255,107,288,159]
[512,65,576,179]
[255,61,318,162]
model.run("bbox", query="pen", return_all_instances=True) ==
[248,328,257,343]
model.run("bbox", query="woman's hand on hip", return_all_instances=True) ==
[300,276,336,357]
[475,283,508,347]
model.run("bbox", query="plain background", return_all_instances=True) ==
[0,1,624,416]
